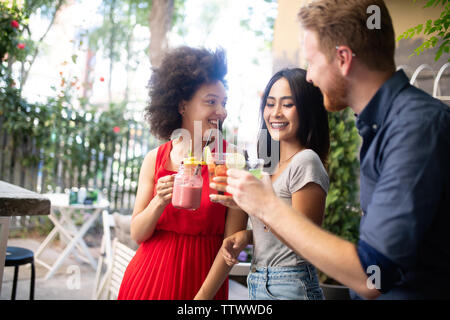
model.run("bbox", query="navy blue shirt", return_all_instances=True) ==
[354,70,450,299]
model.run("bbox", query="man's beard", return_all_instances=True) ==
[323,70,349,112]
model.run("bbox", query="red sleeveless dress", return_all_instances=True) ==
[117,140,228,300]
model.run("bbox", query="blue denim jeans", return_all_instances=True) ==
[247,264,325,300]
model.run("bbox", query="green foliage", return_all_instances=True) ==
[0,72,150,191]
[318,109,362,284]
[87,0,149,59]
[9,215,54,238]
[0,2,28,72]
[22,0,65,17]
[397,0,450,62]
[0,1,43,161]
[0,2,153,194]
[87,0,186,61]
[172,0,186,31]
[325,110,362,242]
[1,0,65,93]
[240,0,278,51]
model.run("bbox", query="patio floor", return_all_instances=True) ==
[1,237,249,300]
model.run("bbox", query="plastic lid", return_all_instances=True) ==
[183,156,205,165]
[226,153,246,169]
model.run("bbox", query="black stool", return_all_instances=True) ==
[4,246,35,300]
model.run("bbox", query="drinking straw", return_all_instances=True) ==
[189,138,192,158]
[202,130,213,162]
[218,120,223,161]
[194,164,201,176]
[205,129,213,147]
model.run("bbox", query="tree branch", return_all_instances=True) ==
[149,0,175,68]
[20,0,66,91]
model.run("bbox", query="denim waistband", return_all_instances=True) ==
[252,265,309,272]
[249,263,317,282]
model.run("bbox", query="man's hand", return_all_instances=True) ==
[209,176,240,209]
[225,169,276,221]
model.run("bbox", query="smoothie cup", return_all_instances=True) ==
[245,158,270,232]
[246,158,265,179]
[172,159,203,210]
[206,152,246,196]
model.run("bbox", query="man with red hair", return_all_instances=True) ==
[225,0,450,300]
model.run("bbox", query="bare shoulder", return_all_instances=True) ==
[144,146,159,163]
[140,146,160,178]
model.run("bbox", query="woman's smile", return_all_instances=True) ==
[207,118,219,128]
[269,121,289,130]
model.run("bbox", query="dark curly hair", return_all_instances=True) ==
[145,46,228,141]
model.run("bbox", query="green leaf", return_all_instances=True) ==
[416,24,424,34]
[436,39,450,60]
[431,36,439,46]
[425,19,434,33]
[424,0,440,8]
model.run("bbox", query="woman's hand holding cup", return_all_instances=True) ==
[155,174,175,207]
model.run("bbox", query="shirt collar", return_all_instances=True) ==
[356,70,410,136]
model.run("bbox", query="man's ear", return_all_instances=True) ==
[335,46,354,77]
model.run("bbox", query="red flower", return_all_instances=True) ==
[11,20,19,28]
[113,126,120,134]
[17,43,26,50]
[99,77,105,82]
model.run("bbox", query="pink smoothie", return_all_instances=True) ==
[172,184,202,210]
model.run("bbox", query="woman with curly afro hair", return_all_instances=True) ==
[118,46,248,300]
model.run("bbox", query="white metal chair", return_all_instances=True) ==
[96,237,136,300]
[91,211,114,299]
[92,211,140,299]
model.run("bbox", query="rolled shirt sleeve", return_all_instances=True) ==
[356,239,402,293]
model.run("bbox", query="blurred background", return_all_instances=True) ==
[1,0,448,281]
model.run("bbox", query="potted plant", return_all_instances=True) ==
[319,109,362,300]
